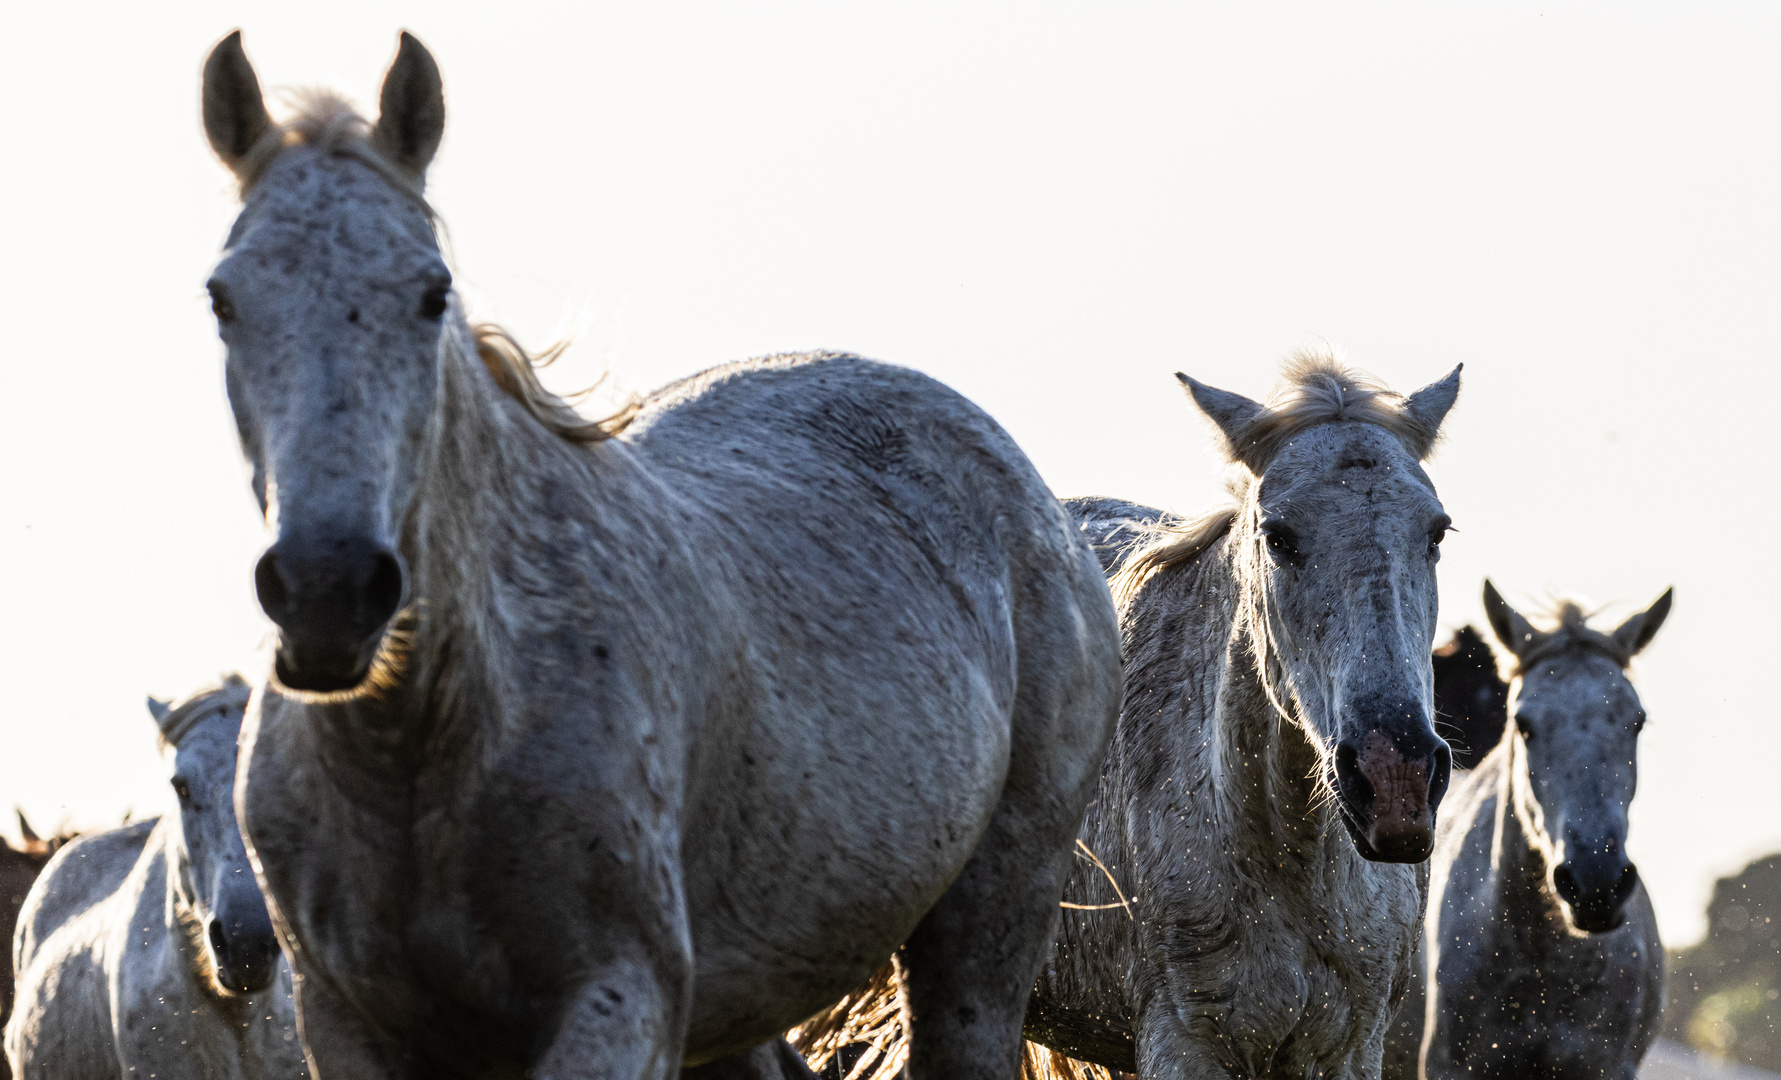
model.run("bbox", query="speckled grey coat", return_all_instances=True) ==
[200,32,1120,1080]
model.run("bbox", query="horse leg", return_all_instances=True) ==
[897,830,1074,1080]
[681,1039,820,1080]
[531,951,692,1080]
[1131,1003,1249,1080]
[291,971,408,1080]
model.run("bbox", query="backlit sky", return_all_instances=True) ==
[1,3,1775,945]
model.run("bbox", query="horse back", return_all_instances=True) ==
[12,819,155,970]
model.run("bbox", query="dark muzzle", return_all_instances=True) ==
[207,892,279,994]
[256,538,404,692]
[1554,838,1639,933]
[1334,723,1451,863]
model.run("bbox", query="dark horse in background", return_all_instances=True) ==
[1432,625,1509,770]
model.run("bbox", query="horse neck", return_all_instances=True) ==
[386,318,643,755]
[1487,731,1569,932]
[1201,551,1329,866]
[156,822,216,995]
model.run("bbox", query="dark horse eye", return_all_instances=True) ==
[419,284,451,320]
[207,280,236,323]
[1260,519,1303,566]
[1515,715,1534,743]
[172,778,192,802]
[1428,515,1453,556]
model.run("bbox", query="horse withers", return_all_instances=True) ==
[6,678,306,1079]
[1418,583,1670,1080]
[1024,355,1460,1079]
[201,31,1119,1080]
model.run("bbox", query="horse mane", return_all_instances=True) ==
[233,92,636,444]
[465,325,639,443]
[1108,350,1441,602]
[1510,602,1637,673]
[156,674,253,750]
[1108,500,1240,608]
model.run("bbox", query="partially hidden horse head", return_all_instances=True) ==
[202,32,621,696]
[1135,351,1461,862]
[1432,625,1511,769]
[1483,581,1672,933]
[149,676,277,993]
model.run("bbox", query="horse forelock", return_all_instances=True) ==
[231,89,429,211]
[157,674,252,750]
[1511,602,1635,674]
[1224,348,1444,471]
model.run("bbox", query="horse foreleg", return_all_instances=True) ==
[532,952,692,1080]
[680,1039,820,1080]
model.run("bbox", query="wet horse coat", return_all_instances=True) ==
[200,32,1120,1080]
[1028,357,1461,1080]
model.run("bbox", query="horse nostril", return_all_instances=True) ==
[208,918,227,952]
[363,550,404,624]
[254,550,290,621]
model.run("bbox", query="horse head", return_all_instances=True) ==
[1485,582,1671,933]
[153,677,279,993]
[1182,355,1460,862]
[203,31,448,695]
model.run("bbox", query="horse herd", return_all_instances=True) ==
[0,31,1677,1080]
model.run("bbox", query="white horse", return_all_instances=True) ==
[200,31,1120,1080]
[7,679,306,1080]
[1417,583,1669,1080]
[1028,356,1461,1079]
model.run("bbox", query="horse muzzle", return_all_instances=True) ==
[207,898,280,994]
[1554,843,1639,933]
[255,538,405,693]
[1334,727,1452,863]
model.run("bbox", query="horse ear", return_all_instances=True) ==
[1482,580,1537,657]
[373,31,445,180]
[202,30,274,177]
[1612,588,1673,658]
[1176,373,1267,469]
[17,809,39,845]
[147,696,173,728]
[1401,364,1462,457]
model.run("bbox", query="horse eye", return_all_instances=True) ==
[1515,715,1534,743]
[419,284,451,320]
[1260,519,1302,565]
[1428,516,1453,556]
[171,778,192,802]
[207,281,236,324]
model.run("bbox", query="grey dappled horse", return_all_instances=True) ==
[6,679,305,1080]
[200,31,1119,1080]
[1414,583,1669,1080]
[1027,356,1460,1079]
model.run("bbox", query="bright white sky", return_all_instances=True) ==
[1,2,1774,946]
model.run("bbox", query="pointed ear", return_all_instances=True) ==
[147,696,173,728]
[1483,580,1537,657]
[202,30,274,177]
[17,809,39,845]
[373,31,445,180]
[1612,588,1673,658]
[1401,364,1462,457]
[1176,373,1267,470]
